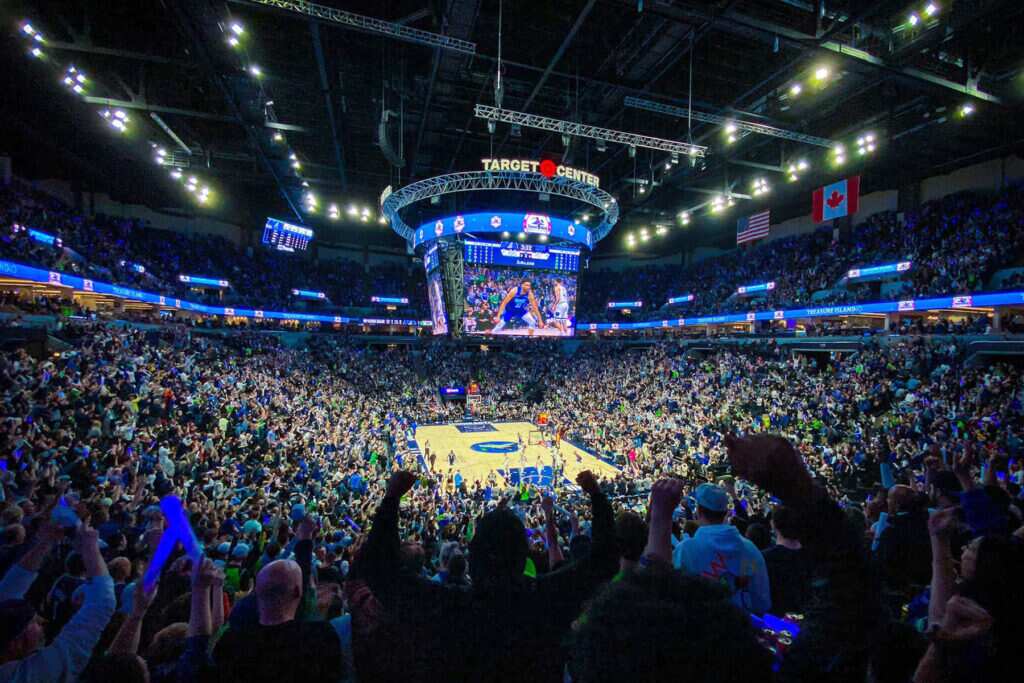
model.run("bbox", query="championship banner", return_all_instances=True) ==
[812,175,860,223]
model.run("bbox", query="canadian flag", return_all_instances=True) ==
[812,176,860,223]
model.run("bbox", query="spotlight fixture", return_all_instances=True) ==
[230,22,244,35]
[924,3,938,16]
[958,103,975,118]
[249,65,262,77]
[814,66,830,81]
[908,13,920,26]
[347,205,357,216]
[789,83,802,97]
[678,211,690,225]
[751,178,770,196]
[273,132,284,142]
[856,133,876,155]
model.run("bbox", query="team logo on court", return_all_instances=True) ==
[522,213,552,235]
[490,215,502,228]
[454,216,465,233]
[470,441,519,454]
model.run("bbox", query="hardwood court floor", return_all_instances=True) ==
[414,421,619,488]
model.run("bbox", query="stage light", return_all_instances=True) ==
[227,36,239,48]
[301,181,310,188]
[856,133,876,156]
[908,13,919,26]
[72,84,84,94]
[539,234,548,242]
[289,153,297,160]
[273,132,284,142]
[678,211,690,225]
[573,219,580,225]
[671,152,679,165]
[813,66,830,81]
[501,231,510,238]
[361,207,370,216]
[75,73,86,84]
[665,161,672,170]
[347,205,357,216]
[378,216,387,225]
[751,178,770,196]
[22,23,36,36]
[249,65,261,77]
[230,22,244,35]
[958,103,975,117]
[798,159,809,171]
[63,76,73,85]
[291,160,301,170]
[170,170,183,180]
[114,110,128,120]
[724,122,737,134]
[582,213,590,221]
[638,185,646,195]
[789,83,802,96]
[517,232,526,241]
[655,226,667,236]
[188,176,198,185]
[924,3,938,16]
[710,195,725,213]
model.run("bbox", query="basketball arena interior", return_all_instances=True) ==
[1,1,1023,681]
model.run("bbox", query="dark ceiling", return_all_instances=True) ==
[2,0,1023,256]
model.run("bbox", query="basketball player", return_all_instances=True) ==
[448,449,457,467]
[491,279,544,333]
[548,278,570,334]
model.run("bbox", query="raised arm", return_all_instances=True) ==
[724,434,881,682]
[349,471,417,589]
[541,495,565,567]
[642,478,684,565]
[925,507,959,629]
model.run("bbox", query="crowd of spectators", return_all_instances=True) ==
[4,179,1024,331]
[0,181,427,316]
[578,183,1024,321]
[0,316,1022,681]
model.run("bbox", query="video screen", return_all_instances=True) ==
[463,265,577,337]
[427,269,448,335]
[263,218,313,252]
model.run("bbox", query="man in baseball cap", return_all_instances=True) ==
[673,483,771,614]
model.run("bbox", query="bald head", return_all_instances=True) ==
[255,559,302,625]
[887,485,915,515]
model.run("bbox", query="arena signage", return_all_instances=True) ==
[480,158,600,187]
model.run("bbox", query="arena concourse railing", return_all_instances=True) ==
[2,257,1022,333]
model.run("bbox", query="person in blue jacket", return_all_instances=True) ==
[673,482,771,614]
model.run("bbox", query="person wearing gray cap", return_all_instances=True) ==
[672,482,771,614]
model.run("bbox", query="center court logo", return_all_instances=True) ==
[470,441,519,454]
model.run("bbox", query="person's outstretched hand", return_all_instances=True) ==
[385,471,417,500]
[541,495,555,520]
[649,478,684,521]
[576,470,600,496]
[935,596,992,642]
[723,433,815,504]
[927,506,960,538]
[297,515,317,541]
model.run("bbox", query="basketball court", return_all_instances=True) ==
[414,421,618,488]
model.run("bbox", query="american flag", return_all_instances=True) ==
[736,209,770,245]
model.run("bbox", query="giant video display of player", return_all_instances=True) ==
[426,269,448,335]
[462,265,577,337]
